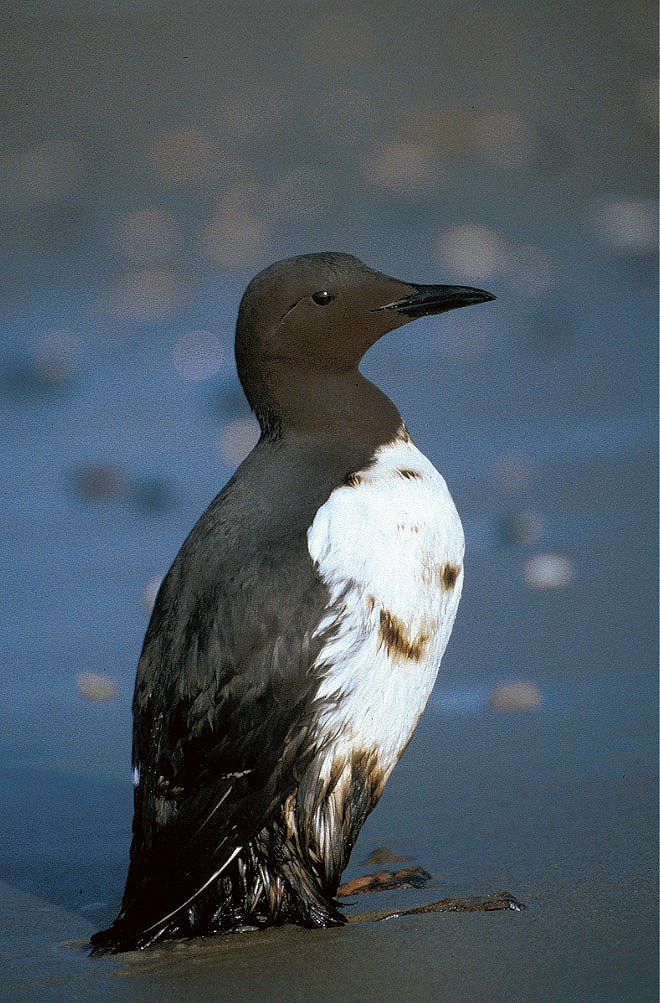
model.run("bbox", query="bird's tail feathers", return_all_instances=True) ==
[90,844,243,955]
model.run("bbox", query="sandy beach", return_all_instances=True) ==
[2,443,656,1000]
[0,1,656,998]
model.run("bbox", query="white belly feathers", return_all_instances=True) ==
[306,430,464,777]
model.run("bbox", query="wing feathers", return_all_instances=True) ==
[92,456,342,952]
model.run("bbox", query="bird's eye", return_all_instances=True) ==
[311,290,334,306]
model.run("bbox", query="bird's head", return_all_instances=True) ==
[235,252,494,434]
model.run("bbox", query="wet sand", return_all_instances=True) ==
[1,2,656,997]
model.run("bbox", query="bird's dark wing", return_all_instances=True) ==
[91,462,335,952]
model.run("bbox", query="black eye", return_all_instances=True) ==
[311,290,334,306]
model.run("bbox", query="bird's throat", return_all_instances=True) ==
[253,368,403,456]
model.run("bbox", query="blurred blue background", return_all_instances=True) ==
[0,2,656,996]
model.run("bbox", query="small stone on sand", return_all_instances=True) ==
[76,672,119,702]
[524,552,574,588]
[489,680,542,712]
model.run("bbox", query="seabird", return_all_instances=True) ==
[91,252,494,954]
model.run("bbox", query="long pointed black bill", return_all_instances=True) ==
[376,283,495,318]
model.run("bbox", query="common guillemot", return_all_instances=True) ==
[91,252,494,953]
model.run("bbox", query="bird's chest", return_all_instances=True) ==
[306,434,464,772]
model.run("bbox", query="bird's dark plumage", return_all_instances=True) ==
[91,253,494,953]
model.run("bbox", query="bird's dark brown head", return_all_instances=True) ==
[235,252,494,436]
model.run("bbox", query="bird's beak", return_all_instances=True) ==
[375,283,495,319]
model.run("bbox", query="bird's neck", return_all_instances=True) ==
[253,368,404,458]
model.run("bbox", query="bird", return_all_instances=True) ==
[90,252,494,954]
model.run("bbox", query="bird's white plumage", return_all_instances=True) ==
[307,431,464,777]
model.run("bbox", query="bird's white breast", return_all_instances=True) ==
[306,430,464,777]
